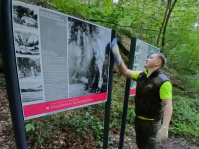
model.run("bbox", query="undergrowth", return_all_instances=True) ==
[171,95,199,142]
[170,71,199,142]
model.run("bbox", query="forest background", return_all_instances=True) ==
[0,0,199,148]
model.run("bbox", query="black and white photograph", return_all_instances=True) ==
[17,57,43,102]
[134,53,140,64]
[135,44,141,53]
[133,65,138,70]
[68,17,111,98]
[14,30,39,55]
[13,4,38,28]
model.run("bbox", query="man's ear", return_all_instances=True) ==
[155,59,161,66]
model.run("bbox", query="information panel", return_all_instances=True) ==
[130,39,160,96]
[12,1,111,120]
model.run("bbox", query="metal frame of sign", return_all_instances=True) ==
[0,0,115,148]
[0,0,27,148]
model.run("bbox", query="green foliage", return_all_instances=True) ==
[173,72,199,98]
[118,108,135,125]
[170,95,199,142]
[25,122,45,144]
[170,71,199,142]
[63,111,104,139]
[25,112,104,146]
[25,123,35,132]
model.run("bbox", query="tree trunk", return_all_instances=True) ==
[157,0,171,45]
[161,0,177,47]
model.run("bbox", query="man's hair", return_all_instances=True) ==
[154,52,167,68]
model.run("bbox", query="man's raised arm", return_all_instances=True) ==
[111,38,141,79]
[117,60,141,79]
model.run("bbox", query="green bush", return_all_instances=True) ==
[170,95,199,142]
[118,108,135,125]
[173,72,199,98]
[63,111,104,139]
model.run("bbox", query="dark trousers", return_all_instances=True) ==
[135,116,161,149]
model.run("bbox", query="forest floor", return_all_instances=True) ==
[0,73,199,149]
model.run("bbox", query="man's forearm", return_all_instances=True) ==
[117,60,141,78]
[162,102,173,128]
[157,100,172,142]
[117,60,128,75]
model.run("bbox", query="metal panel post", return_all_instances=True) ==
[118,38,136,149]
[0,0,27,148]
[103,30,116,149]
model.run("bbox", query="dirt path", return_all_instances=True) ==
[109,130,199,149]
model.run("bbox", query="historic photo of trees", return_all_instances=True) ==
[13,4,38,28]
[68,17,111,98]
[17,57,43,103]
[14,30,39,55]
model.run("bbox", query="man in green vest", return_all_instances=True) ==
[111,38,173,149]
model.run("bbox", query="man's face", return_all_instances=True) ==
[144,54,161,69]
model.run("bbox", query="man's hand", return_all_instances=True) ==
[111,38,121,65]
[157,126,168,142]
